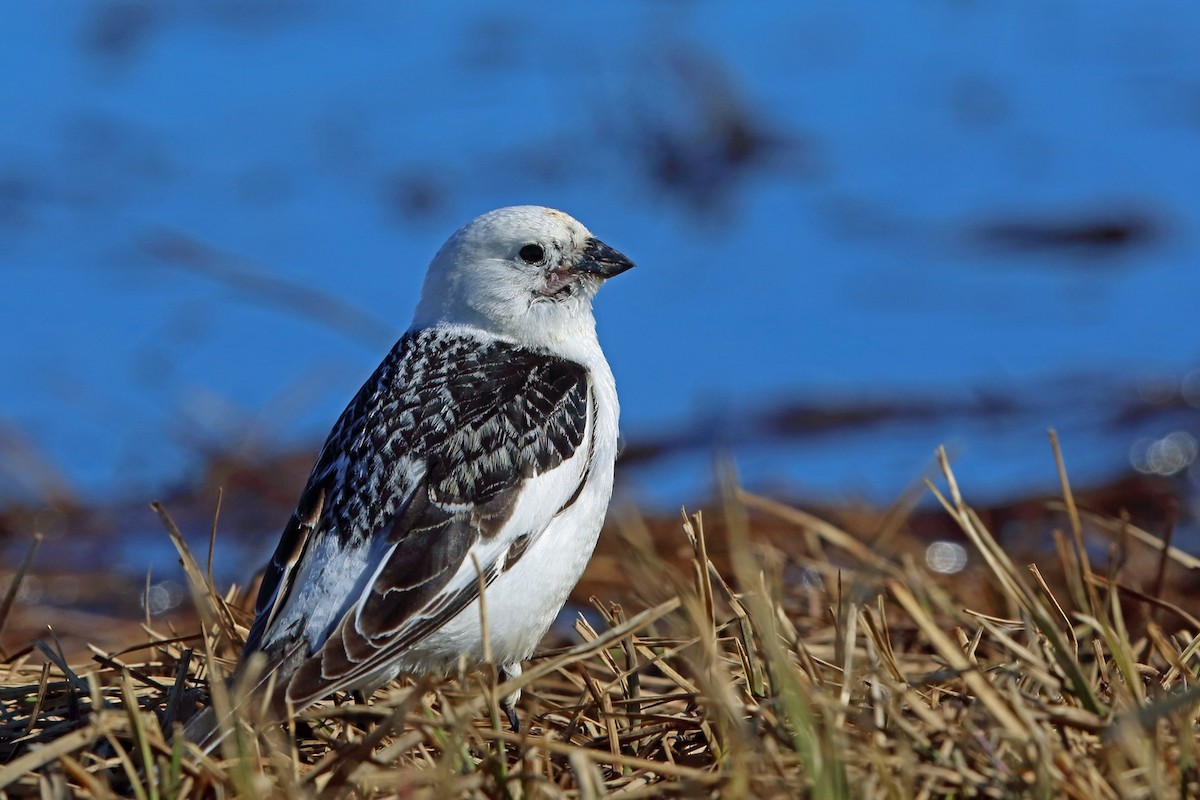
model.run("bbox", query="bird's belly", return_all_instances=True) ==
[473,496,604,662]
[370,475,612,680]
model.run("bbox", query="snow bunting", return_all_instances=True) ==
[236,206,632,730]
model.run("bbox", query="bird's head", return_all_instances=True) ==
[413,206,634,345]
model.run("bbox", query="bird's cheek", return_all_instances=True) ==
[542,271,574,296]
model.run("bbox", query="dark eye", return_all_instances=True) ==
[518,243,545,264]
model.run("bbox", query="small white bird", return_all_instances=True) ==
[235,206,633,729]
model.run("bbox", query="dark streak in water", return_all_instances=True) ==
[971,210,1161,259]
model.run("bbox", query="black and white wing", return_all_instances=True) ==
[240,327,593,706]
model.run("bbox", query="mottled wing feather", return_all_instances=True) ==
[243,328,591,706]
[291,559,499,707]
[241,477,329,656]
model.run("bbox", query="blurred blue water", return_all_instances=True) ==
[2,1,1200,512]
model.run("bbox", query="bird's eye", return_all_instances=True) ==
[518,243,545,264]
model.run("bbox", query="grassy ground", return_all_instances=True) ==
[2,442,1199,798]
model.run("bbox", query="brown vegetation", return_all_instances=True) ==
[1,441,1198,798]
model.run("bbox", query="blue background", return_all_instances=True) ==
[3,1,1200,515]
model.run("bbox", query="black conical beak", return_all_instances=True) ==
[576,237,635,278]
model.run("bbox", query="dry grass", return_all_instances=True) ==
[2,440,1200,798]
